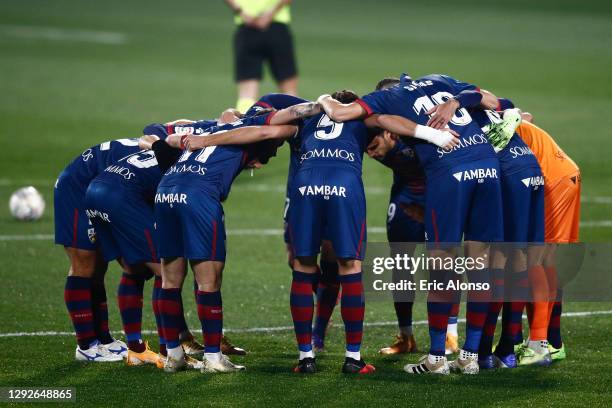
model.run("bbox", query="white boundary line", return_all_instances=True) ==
[0,310,610,338]
[4,220,612,243]
[0,24,127,45]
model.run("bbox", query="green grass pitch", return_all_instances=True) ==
[1,0,611,406]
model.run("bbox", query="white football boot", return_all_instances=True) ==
[75,341,123,362]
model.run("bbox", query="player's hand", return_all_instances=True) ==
[183,135,210,151]
[253,10,275,30]
[426,99,460,129]
[138,135,159,150]
[240,12,257,28]
[165,134,183,149]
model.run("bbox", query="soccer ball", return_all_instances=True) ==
[9,186,45,221]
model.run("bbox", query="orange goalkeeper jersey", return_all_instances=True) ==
[516,121,579,186]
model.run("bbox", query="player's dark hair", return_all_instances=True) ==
[331,90,359,104]
[375,77,400,91]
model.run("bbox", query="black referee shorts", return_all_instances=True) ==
[233,22,298,82]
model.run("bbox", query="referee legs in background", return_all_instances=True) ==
[234,22,298,113]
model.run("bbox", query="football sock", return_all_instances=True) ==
[528,339,549,354]
[313,260,340,342]
[547,289,563,349]
[345,350,361,361]
[290,271,316,354]
[428,354,445,364]
[544,266,558,317]
[460,349,478,360]
[299,350,314,360]
[167,345,184,361]
[158,288,183,349]
[395,302,414,336]
[463,268,490,353]
[447,315,458,337]
[478,268,504,356]
[427,270,455,356]
[152,276,166,355]
[528,265,549,340]
[177,283,194,338]
[196,290,223,354]
[90,279,113,344]
[117,272,145,352]
[205,352,222,363]
[64,276,96,349]
[479,301,503,356]
[339,272,365,354]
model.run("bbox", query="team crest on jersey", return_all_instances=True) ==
[521,176,545,189]
[298,185,347,200]
[453,168,498,183]
[88,227,96,244]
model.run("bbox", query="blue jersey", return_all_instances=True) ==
[246,93,309,194]
[378,140,426,202]
[359,74,496,173]
[62,138,142,186]
[470,109,540,176]
[297,113,370,174]
[94,149,163,199]
[159,115,268,201]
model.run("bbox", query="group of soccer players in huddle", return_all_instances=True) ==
[55,71,580,375]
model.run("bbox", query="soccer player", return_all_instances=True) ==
[55,138,143,362]
[366,129,424,355]
[155,114,297,373]
[507,115,580,364]
[245,94,342,352]
[84,130,212,368]
[224,0,298,112]
[191,92,458,374]
[318,74,504,375]
[464,107,546,369]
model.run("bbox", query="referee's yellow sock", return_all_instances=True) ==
[236,97,256,114]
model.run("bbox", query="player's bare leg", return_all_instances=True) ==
[64,247,122,362]
[192,260,244,373]
[278,76,298,96]
[236,79,259,113]
[337,259,375,374]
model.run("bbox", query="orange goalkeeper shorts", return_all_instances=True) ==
[544,171,581,243]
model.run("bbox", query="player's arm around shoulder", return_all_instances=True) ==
[317,94,366,122]
[367,114,460,150]
[267,101,322,125]
[183,125,297,151]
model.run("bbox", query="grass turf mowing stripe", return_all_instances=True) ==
[1,309,610,338]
